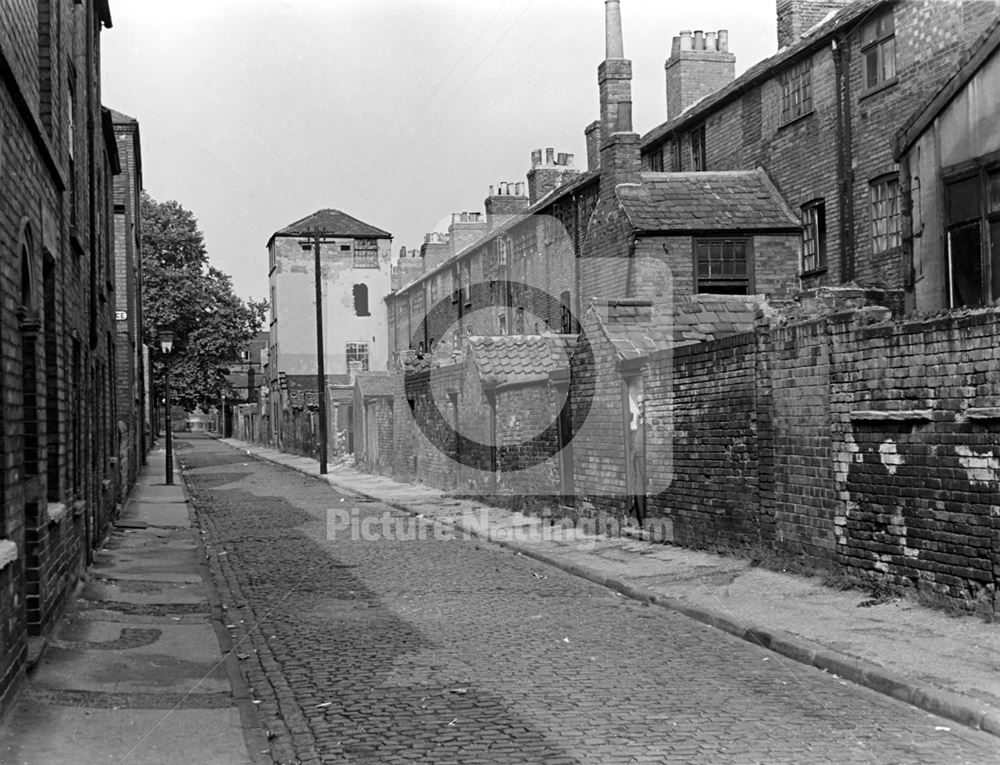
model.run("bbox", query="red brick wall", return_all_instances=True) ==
[830,307,1000,608]
[644,334,765,551]
[1,0,119,716]
[567,308,629,521]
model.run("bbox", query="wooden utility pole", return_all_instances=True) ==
[312,229,328,474]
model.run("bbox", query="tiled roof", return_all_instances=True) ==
[273,209,391,239]
[355,372,395,398]
[468,335,577,387]
[108,108,138,124]
[591,301,675,360]
[590,295,764,362]
[615,170,798,232]
[671,295,764,345]
[641,0,888,149]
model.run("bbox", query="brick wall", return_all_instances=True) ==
[829,307,1000,608]
[567,308,629,521]
[645,333,766,551]
[1,0,120,716]
[766,317,837,561]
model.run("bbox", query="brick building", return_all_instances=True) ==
[641,0,1000,307]
[0,0,125,716]
[266,209,392,457]
[894,14,1000,312]
[111,109,145,497]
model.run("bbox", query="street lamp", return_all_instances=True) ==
[159,329,175,486]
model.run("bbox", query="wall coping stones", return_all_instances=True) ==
[46,502,69,524]
[0,540,17,572]
[965,407,1000,421]
[849,409,934,422]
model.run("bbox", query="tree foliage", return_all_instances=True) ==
[142,192,267,411]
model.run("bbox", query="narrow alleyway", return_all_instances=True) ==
[182,435,1000,765]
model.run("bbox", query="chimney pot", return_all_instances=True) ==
[489,184,495,196]
[545,147,555,165]
[694,30,705,50]
[671,35,681,58]
[605,0,625,59]
[679,30,693,51]
[531,149,542,168]
[705,31,717,51]
[717,29,729,53]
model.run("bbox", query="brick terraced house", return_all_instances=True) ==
[0,0,141,716]
[235,1,1000,613]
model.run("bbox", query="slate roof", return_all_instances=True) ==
[671,295,764,345]
[591,295,764,363]
[355,372,395,398]
[272,209,391,240]
[641,0,889,149]
[615,170,799,232]
[468,335,577,388]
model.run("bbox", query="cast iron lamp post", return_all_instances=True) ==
[159,329,175,485]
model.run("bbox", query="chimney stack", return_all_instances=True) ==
[420,231,451,271]
[584,120,601,171]
[526,148,580,204]
[485,181,529,230]
[664,28,736,119]
[776,0,853,49]
[448,212,488,258]
[597,0,640,197]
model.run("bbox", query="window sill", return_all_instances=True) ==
[800,266,828,279]
[778,110,814,130]
[860,77,899,101]
[872,245,903,259]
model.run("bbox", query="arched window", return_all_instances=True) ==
[353,283,370,316]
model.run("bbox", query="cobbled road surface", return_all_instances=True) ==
[179,435,1000,765]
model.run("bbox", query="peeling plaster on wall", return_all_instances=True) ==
[836,430,860,494]
[954,445,1000,485]
[878,439,903,475]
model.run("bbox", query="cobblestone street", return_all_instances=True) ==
[182,435,1000,765]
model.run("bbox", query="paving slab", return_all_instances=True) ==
[125,501,192,529]
[0,702,248,765]
[0,446,264,765]
[31,618,231,695]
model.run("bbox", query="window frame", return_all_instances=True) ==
[346,341,370,372]
[690,125,706,172]
[870,174,902,255]
[801,200,827,274]
[352,238,379,268]
[693,237,754,294]
[943,164,1000,308]
[779,58,813,125]
[861,9,896,93]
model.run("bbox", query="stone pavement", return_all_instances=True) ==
[0,445,269,765]
[222,437,1000,742]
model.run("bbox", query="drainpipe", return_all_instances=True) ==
[486,388,497,494]
[833,36,856,283]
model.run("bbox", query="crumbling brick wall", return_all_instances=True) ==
[830,307,1000,608]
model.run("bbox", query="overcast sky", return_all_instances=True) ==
[102,0,778,301]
